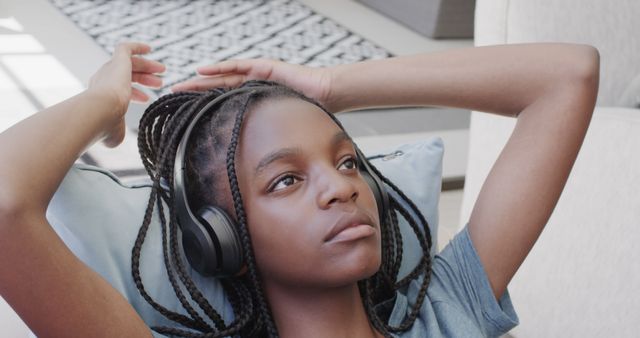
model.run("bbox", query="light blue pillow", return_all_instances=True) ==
[46,137,443,328]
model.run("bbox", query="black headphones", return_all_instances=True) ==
[173,86,389,277]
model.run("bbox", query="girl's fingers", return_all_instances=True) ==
[197,59,257,75]
[115,42,151,57]
[131,87,150,102]
[131,56,165,74]
[197,61,235,75]
[171,74,245,92]
[132,72,163,88]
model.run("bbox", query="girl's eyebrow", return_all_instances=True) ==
[331,130,352,147]
[253,131,352,177]
[254,147,302,177]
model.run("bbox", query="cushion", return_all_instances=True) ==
[46,137,444,328]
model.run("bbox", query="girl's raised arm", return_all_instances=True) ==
[0,42,164,337]
[177,43,600,299]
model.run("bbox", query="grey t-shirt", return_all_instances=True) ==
[389,226,519,337]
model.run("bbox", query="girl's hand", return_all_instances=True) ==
[171,59,333,110]
[88,42,165,147]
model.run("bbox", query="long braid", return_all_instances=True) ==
[132,182,204,329]
[136,94,218,331]
[362,161,433,333]
[220,279,253,332]
[388,205,404,281]
[384,204,401,287]
[225,93,279,337]
[365,279,395,338]
[378,202,393,282]
[391,196,432,287]
[133,96,214,330]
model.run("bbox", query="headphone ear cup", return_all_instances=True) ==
[196,206,244,277]
[179,206,243,277]
[181,219,218,276]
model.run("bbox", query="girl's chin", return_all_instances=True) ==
[330,255,382,285]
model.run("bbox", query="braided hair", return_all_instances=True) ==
[133,80,433,337]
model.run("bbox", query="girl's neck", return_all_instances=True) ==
[264,282,383,338]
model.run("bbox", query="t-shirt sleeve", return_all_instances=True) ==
[428,225,519,337]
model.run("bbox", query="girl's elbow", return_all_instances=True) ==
[570,44,600,91]
[553,44,600,113]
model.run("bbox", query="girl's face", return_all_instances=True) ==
[235,98,381,289]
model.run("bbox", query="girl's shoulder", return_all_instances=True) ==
[389,227,519,338]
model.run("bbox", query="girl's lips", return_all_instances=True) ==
[327,224,376,243]
[324,212,375,242]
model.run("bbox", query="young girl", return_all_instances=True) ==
[0,42,598,337]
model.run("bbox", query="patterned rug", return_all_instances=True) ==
[51,0,392,93]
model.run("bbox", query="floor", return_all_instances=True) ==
[0,0,471,336]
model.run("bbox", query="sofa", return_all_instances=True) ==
[357,0,476,38]
[460,1,640,337]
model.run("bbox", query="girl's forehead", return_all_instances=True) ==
[244,97,342,140]
[238,98,348,164]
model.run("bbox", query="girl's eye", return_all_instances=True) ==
[269,175,299,192]
[338,156,358,171]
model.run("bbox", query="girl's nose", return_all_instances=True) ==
[316,168,359,209]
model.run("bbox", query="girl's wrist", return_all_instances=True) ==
[324,60,377,113]
[82,88,127,120]
[79,89,126,142]
[324,64,350,113]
